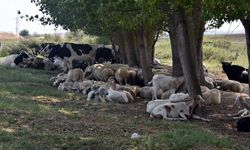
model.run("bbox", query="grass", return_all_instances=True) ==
[0,65,238,149]
[155,34,248,71]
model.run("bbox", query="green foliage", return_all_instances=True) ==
[19,29,29,37]
[0,39,41,56]
[204,0,250,28]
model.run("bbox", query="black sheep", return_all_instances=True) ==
[14,52,30,65]
[221,61,248,83]
[237,117,250,132]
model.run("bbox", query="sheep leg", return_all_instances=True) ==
[228,108,247,117]
[192,115,211,122]
[164,117,186,121]
[99,96,107,103]
[152,86,158,100]
[179,112,188,120]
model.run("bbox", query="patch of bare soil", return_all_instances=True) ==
[195,71,250,149]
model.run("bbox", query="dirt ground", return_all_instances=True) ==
[194,71,250,149]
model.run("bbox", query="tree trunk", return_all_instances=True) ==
[241,19,250,95]
[169,27,183,77]
[112,32,127,64]
[123,32,139,66]
[191,5,207,86]
[137,27,154,84]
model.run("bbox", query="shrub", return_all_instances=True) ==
[0,39,41,56]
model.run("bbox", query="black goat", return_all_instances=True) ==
[237,117,250,132]
[221,61,248,83]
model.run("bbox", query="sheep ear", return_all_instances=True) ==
[164,105,172,113]
[229,61,232,65]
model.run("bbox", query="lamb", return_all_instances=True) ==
[66,68,84,82]
[202,89,221,105]
[151,74,185,100]
[215,79,243,93]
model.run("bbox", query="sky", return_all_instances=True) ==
[0,0,246,35]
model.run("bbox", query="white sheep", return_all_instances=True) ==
[0,54,18,67]
[151,74,185,100]
[147,92,189,114]
[148,95,209,121]
[98,82,134,103]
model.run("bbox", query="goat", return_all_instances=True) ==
[151,74,185,100]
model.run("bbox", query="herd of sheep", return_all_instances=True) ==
[0,44,250,132]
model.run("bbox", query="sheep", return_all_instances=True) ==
[98,81,134,103]
[115,66,129,85]
[51,73,68,87]
[72,80,94,94]
[237,117,250,132]
[95,67,114,82]
[215,79,243,93]
[202,89,221,105]
[138,86,163,99]
[221,61,248,83]
[151,74,185,100]
[148,95,209,121]
[58,81,74,91]
[146,92,189,114]
[160,89,176,99]
[66,68,84,82]
[228,95,250,119]
[115,85,139,98]
[200,86,210,93]
[0,54,18,67]
[87,90,103,102]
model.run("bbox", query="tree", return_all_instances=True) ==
[205,0,250,94]
[19,29,29,37]
[23,0,166,84]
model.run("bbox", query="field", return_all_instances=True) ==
[0,34,249,149]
